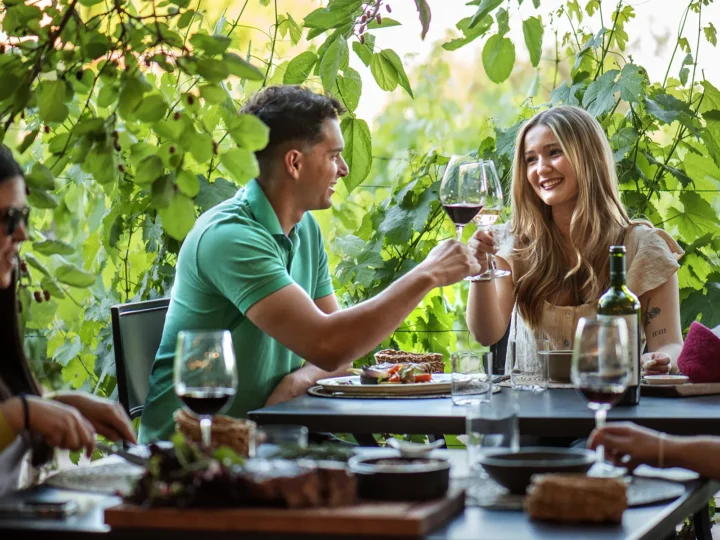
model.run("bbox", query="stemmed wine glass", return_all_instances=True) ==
[469,160,511,281]
[571,317,630,477]
[174,330,238,449]
[440,155,486,242]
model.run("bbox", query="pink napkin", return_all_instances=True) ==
[677,322,720,383]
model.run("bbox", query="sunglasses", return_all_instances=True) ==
[0,207,30,235]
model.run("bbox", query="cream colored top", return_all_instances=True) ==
[496,224,684,374]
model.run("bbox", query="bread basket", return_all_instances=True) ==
[174,409,256,457]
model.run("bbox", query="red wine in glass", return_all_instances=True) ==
[180,389,235,416]
[579,386,625,408]
[443,203,484,227]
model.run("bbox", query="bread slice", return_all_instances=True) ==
[373,349,445,373]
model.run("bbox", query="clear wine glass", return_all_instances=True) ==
[174,330,238,449]
[469,160,510,281]
[571,317,630,477]
[440,155,486,242]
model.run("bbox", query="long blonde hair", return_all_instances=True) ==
[510,106,644,330]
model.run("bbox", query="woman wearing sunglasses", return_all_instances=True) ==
[0,146,135,496]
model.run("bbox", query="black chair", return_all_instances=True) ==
[111,298,170,419]
[490,323,511,376]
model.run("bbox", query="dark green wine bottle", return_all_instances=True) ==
[597,246,641,406]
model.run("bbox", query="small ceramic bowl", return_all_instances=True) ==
[478,447,595,494]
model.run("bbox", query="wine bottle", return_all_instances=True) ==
[597,245,641,406]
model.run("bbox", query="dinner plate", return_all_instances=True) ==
[644,374,690,386]
[316,374,453,396]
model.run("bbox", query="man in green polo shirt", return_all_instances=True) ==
[139,86,480,443]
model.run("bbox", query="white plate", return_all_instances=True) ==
[316,374,452,396]
[644,375,690,386]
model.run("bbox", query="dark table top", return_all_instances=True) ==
[248,388,720,438]
[0,450,717,540]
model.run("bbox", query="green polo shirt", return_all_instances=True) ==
[138,180,333,443]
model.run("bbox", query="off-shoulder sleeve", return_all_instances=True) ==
[626,225,684,297]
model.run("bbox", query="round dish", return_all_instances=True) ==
[644,374,690,386]
[348,455,450,501]
[478,447,595,495]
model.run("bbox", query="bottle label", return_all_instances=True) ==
[597,314,639,386]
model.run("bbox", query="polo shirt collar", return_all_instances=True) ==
[242,179,284,236]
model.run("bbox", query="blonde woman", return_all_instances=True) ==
[466,106,684,376]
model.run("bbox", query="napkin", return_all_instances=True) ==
[677,322,720,383]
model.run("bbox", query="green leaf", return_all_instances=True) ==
[320,36,347,92]
[340,117,372,193]
[681,283,720,330]
[582,69,619,116]
[32,239,75,256]
[151,175,175,209]
[27,188,59,209]
[227,114,270,152]
[25,163,55,190]
[18,130,39,154]
[381,50,413,98]
[704,22,717,47]
[196,176,238,212]
[118,77,147,118]
[367,18,401,29]
[644,93,691,124]
[40,277,66,299]
[134,155,164,184]
[284,51,318,85]
[616,64,646,103]
[220,147,259,184]
[24,253,50,277]
[223,53,265,81]
[470,0,502,28]
[199,84,227,105]
[197,58,229,84]
[177,170,200,198]
[177,10,195,29]
[522,16,543,68]
[699,81,720,115]
[303,4,357,30]
[337,67,362,112]
[413,0,432,39]
[38,80,69,123]
[188,132,213,163]
[442,15,492,51]
[481,34,515,84]
[664,191,720,242]
[370,51,399,91]
[189,33,232,56]
[56,263,96,288]
[286,13,303,46]
[158,193,196,240]
[134,94,168,122]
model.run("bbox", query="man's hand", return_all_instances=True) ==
[52,392,136,444]
[642,352,672,375]
[264,370,314,407]
[417,239,481,287]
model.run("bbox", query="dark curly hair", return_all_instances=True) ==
[0,146,54,466]
[240,85,345,177]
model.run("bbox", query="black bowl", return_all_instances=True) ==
[478,447,595,494]
[348,455,450,501]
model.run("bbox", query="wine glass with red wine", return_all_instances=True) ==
[174,330,237,448]
[571,317,630,477]
[440,155,486,241]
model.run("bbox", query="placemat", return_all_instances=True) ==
[466,475,685,510]
[308,385,502,399]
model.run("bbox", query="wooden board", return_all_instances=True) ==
[104,489,465,537]
[641,382,720,397]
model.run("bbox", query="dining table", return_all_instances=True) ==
[0,449,717,540]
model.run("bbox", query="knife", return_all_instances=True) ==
[96,441,149,468]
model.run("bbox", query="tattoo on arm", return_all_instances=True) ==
[644,296,661,327]
[652,328,667,338]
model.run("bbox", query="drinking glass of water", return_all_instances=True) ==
[451,351,493,406]
[509,334,549,392]
[174,330,237,449]
[254,425,309,458]
[465,395,520,482]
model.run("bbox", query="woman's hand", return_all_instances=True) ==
[467,229,495,271]
[588,422,670,471]
[51,393,136,444]
[1,396,97,455]
[641,352,672,375]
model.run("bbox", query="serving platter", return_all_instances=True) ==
[316,374,453,396]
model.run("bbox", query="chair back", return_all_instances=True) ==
[111,298,170,419]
